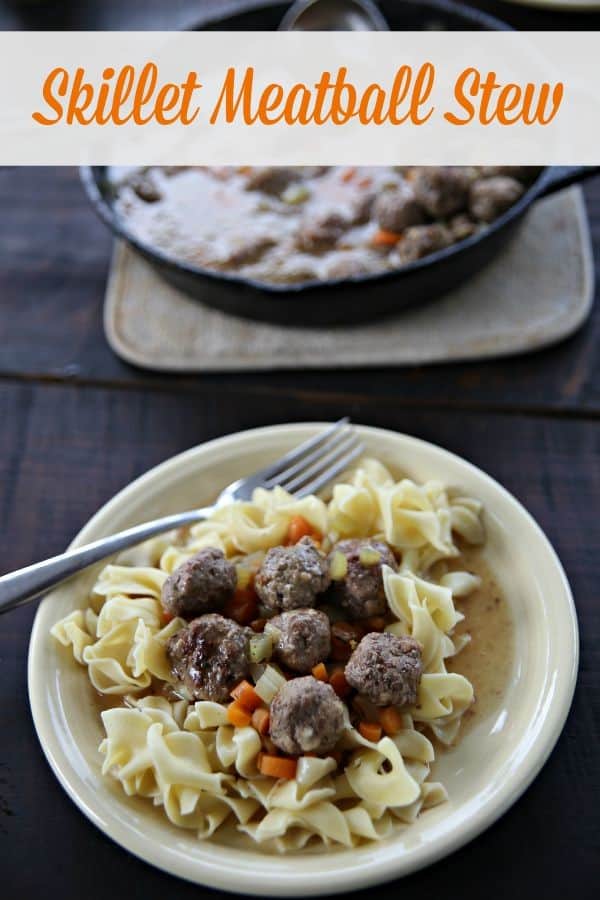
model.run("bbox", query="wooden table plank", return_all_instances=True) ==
[0,380,597,899]
[0,166,599,415]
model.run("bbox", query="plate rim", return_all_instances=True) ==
[27,423,579,895]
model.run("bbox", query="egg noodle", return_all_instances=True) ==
[51,458,484,850]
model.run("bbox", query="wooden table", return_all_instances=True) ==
[0,2,598,898]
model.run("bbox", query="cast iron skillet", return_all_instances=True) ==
[80,0,600,326]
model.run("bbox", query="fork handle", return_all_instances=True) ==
[0,506,214,615]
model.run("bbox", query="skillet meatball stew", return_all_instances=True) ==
[162,527,422,771]
[111,165,540,286]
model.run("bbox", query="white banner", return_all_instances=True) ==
[0,31,599,164]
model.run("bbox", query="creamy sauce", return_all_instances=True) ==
[109,166,535,287]
[444,549,514,737]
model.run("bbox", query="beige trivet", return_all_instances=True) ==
[105,187,593,372]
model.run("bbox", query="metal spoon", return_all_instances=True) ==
[279,0,389,31]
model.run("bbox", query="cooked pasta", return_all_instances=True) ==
[51,458,485,850]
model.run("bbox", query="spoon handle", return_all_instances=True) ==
[0,507,214,615]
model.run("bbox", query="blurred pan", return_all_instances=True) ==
[80,0,600,326]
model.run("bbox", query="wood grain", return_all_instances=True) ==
[0,381,598,900]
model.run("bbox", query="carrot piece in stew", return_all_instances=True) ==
[329,670,352,698]
[287,515,319,545]
[227,701,252,728]
[259,754,298,780]
[379,706,404,736]
[311,662,328,682]
[231,680,263,712]
[251,707,270,735]
[372,228,401,247]
[358,721,382,743]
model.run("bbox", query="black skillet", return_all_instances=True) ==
[80,0,600,327]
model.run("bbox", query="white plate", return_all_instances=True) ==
[28,424,579,896]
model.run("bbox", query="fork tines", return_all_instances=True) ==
[260,419,364,498]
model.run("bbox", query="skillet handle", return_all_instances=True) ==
[536,165,600,199]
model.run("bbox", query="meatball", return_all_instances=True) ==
[394,224,451,264]
[161,547,237,620]
[345,632,423,707]
[373,183,425,233]
[449,213,478,242]
[166,613,251,702]
[412,167,472,218]
[266,608,331,673]
[244,166,299,195]
[478,165,541,183]
[255,537,331,613]
[270,676,346,755]
[329,539,397,620]
[129,170,161,203]
[225,234,275,267]
[324,252,373,281]
[297,211,348,252]
[469,176,525,224]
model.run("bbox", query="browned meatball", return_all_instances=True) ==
[161,548,237,620]
[270,676,346,755]
[469,176,524,223]
[225,234,275,267]
[166,613,251,702]
[255,537,331,613]
[266,608,331,673]
[412,167,472,218]
[244,166,299,195]
[479,165,541,183]
[395,224,451,264]
[324,252,373,281]
[373,183,426,233]
[345,632,423,707]
[297,211,348,252]
[129,169,161,203]
[449,213,478,242]
[329,539,397,620]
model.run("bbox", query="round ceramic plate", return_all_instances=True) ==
[28,424,579,896]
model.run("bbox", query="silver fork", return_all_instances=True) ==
[0,419,363,615]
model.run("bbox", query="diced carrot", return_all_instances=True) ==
[372,228,401,247]
[250,618,266,633]
[359,721,382,743]
[357,176,373,189]
[379,706,404,736]
[227,701,252,728]
[231,680,263,712]
[286,515,320,545]
[161,610,174,625]
[329,670,351,699]
[341,167,357,182]
[364,616,387,632]
[224,587,258,625]
[259,754,298,780]
[251,707,270,735]
[311,662,328,682]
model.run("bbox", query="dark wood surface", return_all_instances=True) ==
[0,2,598,900]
